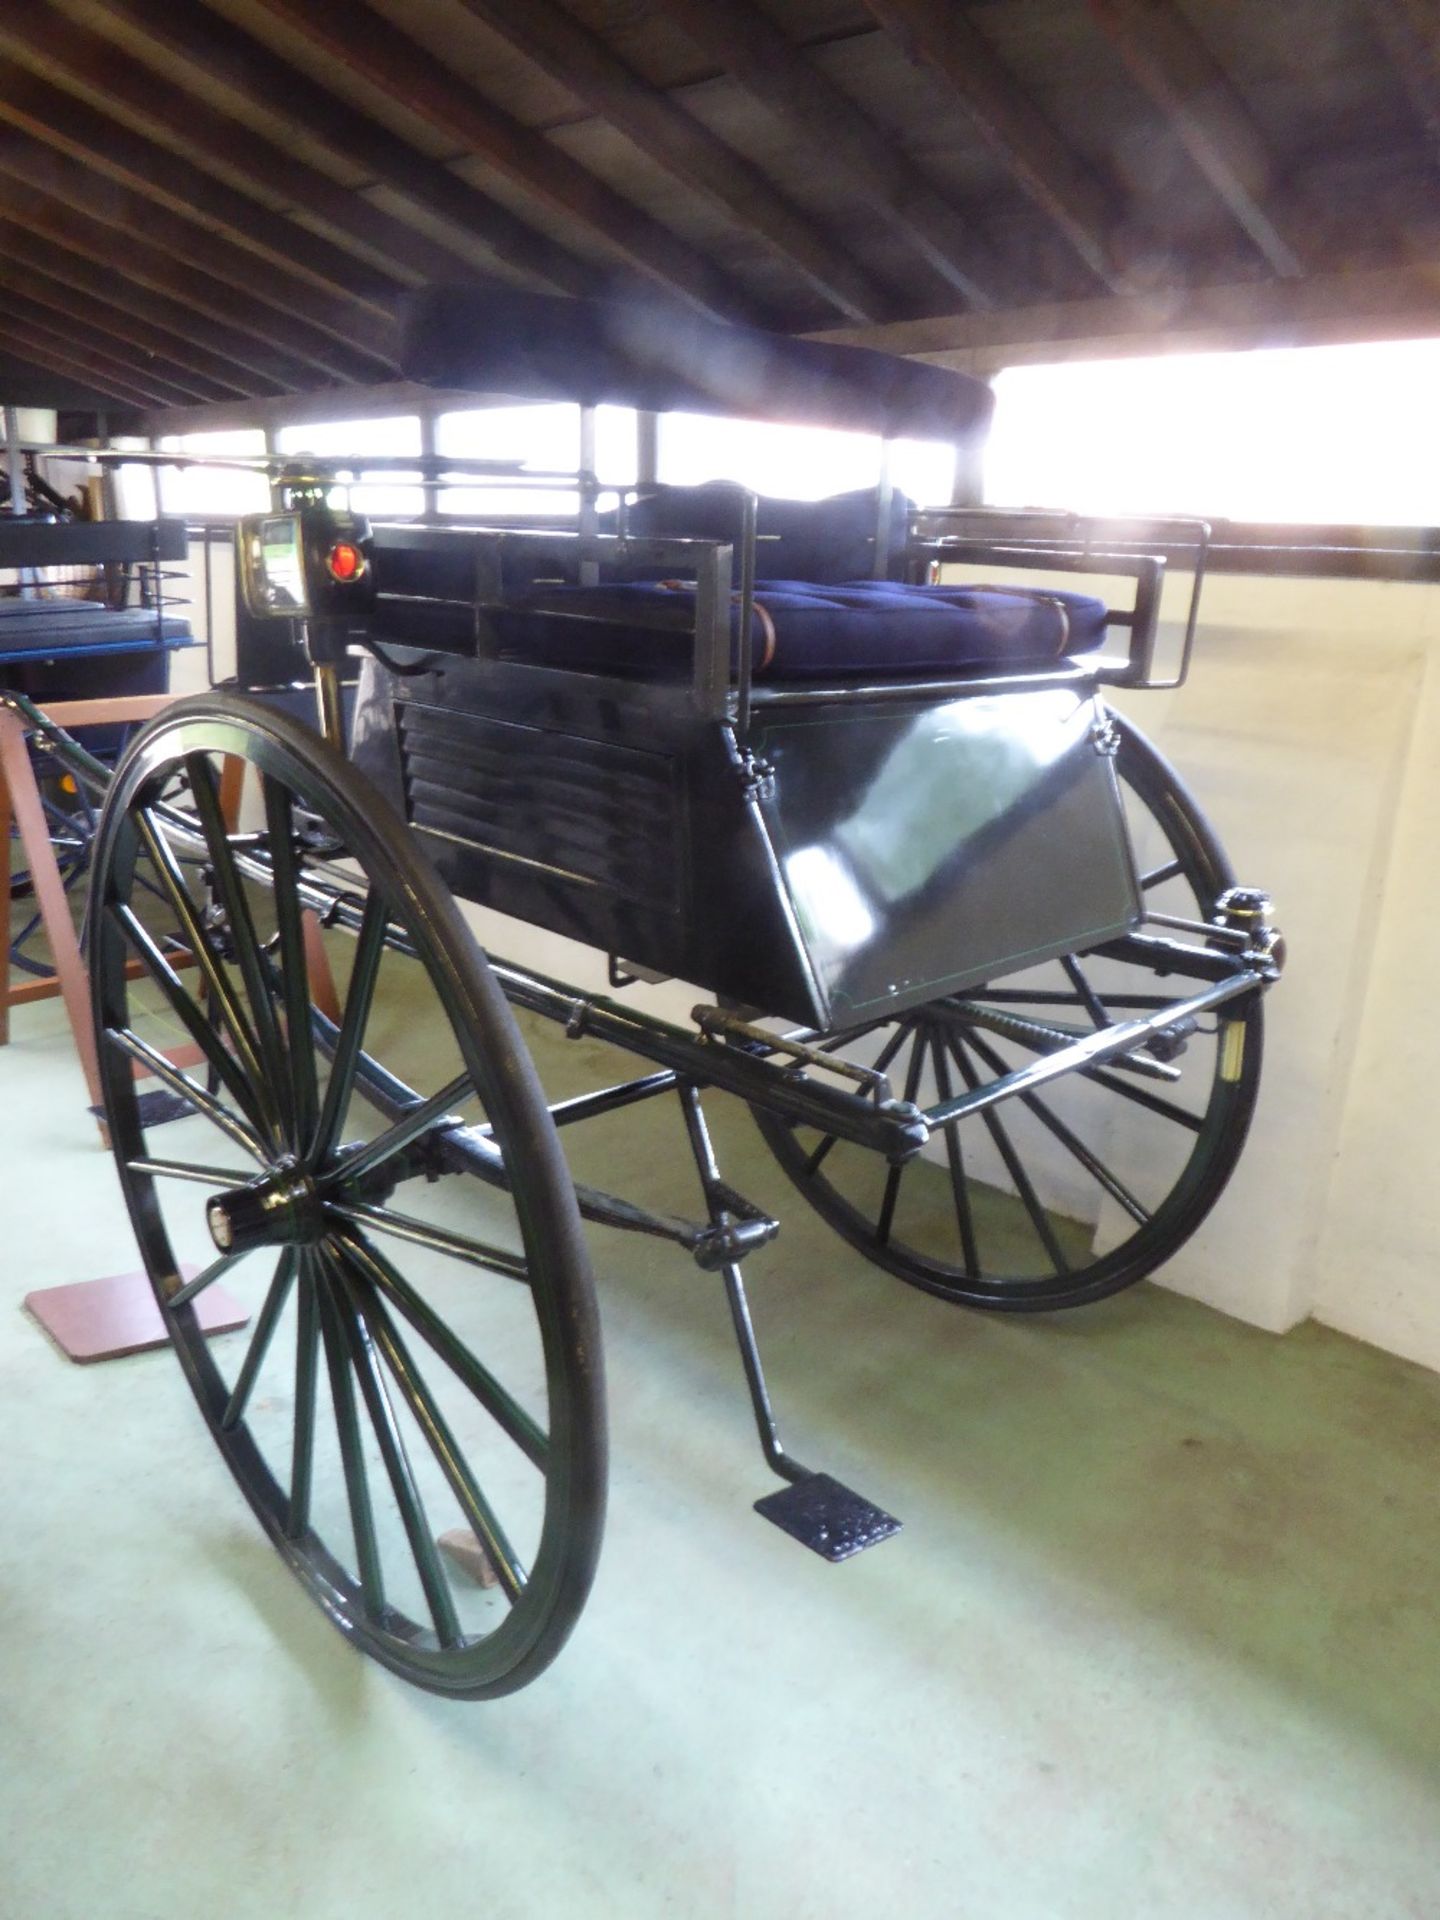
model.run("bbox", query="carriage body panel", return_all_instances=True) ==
[351,650,1140,1029]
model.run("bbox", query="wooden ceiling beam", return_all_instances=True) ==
[655,0,1000,309]
[0,222,290,396]
[857,0,1123,287]
[0,260,258,401]
[0,55,400,311]
[243,0,760,322]
[1087,0,1305,279]
[0,281,231,404]
[0,138,396,382]
[0,327,169,409]
[0,178,383,389]
[815,260,1440,364]
[0,9,498,297]
[452,0,889,323]
[0,292,208,409]
[91,0,597,299]
[1361,0,1440,157]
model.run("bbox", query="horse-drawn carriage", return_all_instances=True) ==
[12,286,1281,1697]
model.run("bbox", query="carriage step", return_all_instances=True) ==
[754,1472,901,1562]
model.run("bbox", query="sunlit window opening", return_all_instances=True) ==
[436,403,637,518]
[985,338,1440,524]
[657,413,955,506]
[275,415,423,518]
[155,428,269,518]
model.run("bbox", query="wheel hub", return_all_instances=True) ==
[206,1157,326,1255]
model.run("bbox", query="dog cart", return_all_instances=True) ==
[50,287,1281,1697]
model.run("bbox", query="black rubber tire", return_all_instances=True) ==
[752,714,1264,1311]
[90,692,606,1697]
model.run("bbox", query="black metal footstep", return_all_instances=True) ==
[755,1472,901,1562]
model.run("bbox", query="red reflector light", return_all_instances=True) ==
[327,540,364,582]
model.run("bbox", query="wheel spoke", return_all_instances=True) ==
[803,1133,838,1176]
[869,1021,914,1081]
[133,806,268,1102]
[318,1071,473,1193]
[327,1200,529,1283]
[335,1227,549,1472]
[311,888,391,1161]
[105,1026,265,1162]
[324,1250,464,1649]
[287,1257,321,1539]
[1060,954,1108,1031]
[1141,856,1184,890]
[262,775,319,1150]
[219,1250,299,1431]
[946,1032,1073,1274]
[315,1268,385,1616]
[185,753,293,1140]
[110,901,269,1135]
[169,1245,249,1311]
[331,1242,526,1604]
[1080,1063,1203,1133]
[963,1029,1151,1228]
[126,1157,253,1189]
[929,1039,980,1278]
[874,1023,929,1248]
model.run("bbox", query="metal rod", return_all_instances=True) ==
[923,976,1260,1129]
[677,1083,807,1486]
[312,658,345,752]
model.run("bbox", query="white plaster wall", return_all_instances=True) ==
[1113,573,1440,1357]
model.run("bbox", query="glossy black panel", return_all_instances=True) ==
[350,659,1138,1031]
[751,689,1138,1026]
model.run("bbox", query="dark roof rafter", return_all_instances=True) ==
[0,289,209,407]
[87,0,598,298]
[0,51,403,309]
[0,135,396,381]
[1087,0,1306,279]
[655,0,1001,309]
[0,279,234,403]
[0,327,165,409]
[1360,0,1440,157]
[0,263,256,401]
[452,0,891,322]
[244,0,763,321]
[0,8,501,296]
[0,177,385,387]
[857,0,1123,288]
[0,221,290,396]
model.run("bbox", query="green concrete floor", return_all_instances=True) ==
[3,985,1440,1920]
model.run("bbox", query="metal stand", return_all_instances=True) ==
[5,699,263,1361]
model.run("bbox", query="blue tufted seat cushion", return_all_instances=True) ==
[490,577,1110,681]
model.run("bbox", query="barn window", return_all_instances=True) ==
[275,415,423,517]
[656,414,955,506]
[435,403,637,518]
[984,338,1440,524]
[153,428,269,519]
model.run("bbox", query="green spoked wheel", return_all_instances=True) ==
[90,693,606,1697]
[752,717,1264,1311]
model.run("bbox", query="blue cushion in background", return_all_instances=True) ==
[612,484,915,584]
